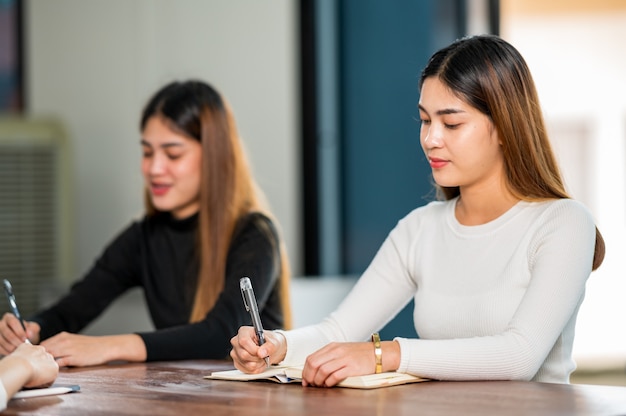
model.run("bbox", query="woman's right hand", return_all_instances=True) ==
[0,313,41,355]
[230,326,287,374]
[8,343,59,388]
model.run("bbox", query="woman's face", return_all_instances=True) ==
[419,77,504,193]
[141,116,202,219]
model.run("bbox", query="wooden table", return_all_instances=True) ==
[4,360,626,415]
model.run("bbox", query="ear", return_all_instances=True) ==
[488,121,502,145]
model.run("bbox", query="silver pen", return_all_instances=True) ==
[240,276,270,367]
[3,279,32,344]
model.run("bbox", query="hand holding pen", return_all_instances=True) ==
[3,279,32,345]
[240,276,270,368]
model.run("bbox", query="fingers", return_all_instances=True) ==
[0,313,29,353]
[52,355,71,369]
[258,331,282,362]
[301,342,374,388]
[307,363,349,388]
[229,326,263,372]
[230,326,274,374]
[25,321,41,344]
[40,332,98,367]
[301,343,346,387]
[14,343,59,388]
[39,332,72,361]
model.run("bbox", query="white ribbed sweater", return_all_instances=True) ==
[280,198,596,383]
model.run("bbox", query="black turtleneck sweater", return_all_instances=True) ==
[31,212,284,361]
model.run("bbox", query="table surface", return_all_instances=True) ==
[4,360,626,416]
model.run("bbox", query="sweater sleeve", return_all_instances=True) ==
[30,222,144,340]
[280,209,420,366]
[137,213,282,361]
[0,381,7,412]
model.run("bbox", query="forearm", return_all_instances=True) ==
[381,341,401,372]
[102,334,147,362]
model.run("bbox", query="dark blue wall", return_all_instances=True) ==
[338,0,463,339]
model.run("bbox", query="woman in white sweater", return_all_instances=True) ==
[230,35,605,386]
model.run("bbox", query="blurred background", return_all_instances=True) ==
[0,0,624,385]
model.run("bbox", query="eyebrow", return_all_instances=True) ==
[140,139,184,149]
[418,104,466,116]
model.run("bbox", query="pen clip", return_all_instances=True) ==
[240,277,251,312]
[3,279,20,318]
[3,279,14,298]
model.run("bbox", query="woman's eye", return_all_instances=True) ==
[167,153,182,160]
[420,119,431,125]
[445,123,460,129]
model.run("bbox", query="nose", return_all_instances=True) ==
[144,153,167,176]
[422,125,444,149]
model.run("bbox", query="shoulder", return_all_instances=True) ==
[227,212,281,265]
[528,198,595,226]
[520,199,597,248]
[232,212,280,245]
[545,198,592,215]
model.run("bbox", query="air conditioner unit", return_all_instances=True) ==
[0,117,72,317]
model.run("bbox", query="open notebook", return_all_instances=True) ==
[206,366,428,389]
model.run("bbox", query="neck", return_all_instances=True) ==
[455,184,519,226]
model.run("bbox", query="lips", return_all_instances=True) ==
[428,157,448,169]
[150,183,171,196]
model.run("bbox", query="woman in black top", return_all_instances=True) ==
[0,80,291,366]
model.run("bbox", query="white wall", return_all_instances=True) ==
[26,1,624,368]
[502,10,626,369]
[25,0,302,279]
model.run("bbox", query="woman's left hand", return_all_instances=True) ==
[300,341,378,387]
[41,332,147,367]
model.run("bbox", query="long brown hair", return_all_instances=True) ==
[419,35,605,270]
[140,80,292,327]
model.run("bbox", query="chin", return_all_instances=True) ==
[150,199,174,213]
[432,175,459,188]
[433,179,456,188]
